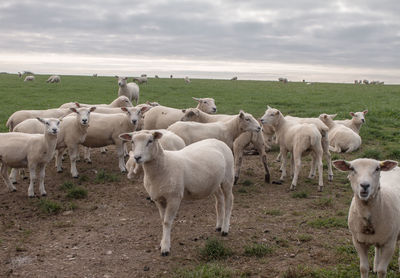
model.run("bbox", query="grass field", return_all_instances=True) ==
[1,73,400,277]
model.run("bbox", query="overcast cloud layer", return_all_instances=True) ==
[0,0,399,82]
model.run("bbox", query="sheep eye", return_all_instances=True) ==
[375,167,380,172]
[46,122,50,125]
[246,118,250,121]
[349,166,354,171]
[147,140,153,146]
[204,101,207,104]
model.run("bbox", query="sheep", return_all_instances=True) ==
[93,73,97,77]
[18,72,22,78]
[180,108,270,184]
[319,114,361,153]
[332,158,399,278]
[261,106,324,191]
[334,110,368,134]
[141,74,147,77]
[132,76,148,84]
[230,76,238,80]
[24,76,35,82]
[121,129,185,179]
[23,71,34,75]
[12,107,96,179]
[363,79,370,85]
[283,115,333,181]
[170,75,173,78]
[46,75,61,83]
[143,97,217,130]
[59,96,132,109]
[6,108,73,131]
[115,76,140,104]
[120,131,234,256]
[278,77,288,83]
[81,107,146,172]
[155,75,159,78]
[184,76,191,83]
[0,118,60,197]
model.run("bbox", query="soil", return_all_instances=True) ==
[0,146,352,278]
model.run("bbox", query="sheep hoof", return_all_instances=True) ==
[57,169,63,173]
[87,161,92,164]
[265,174,270,183]
[318,186,323,192]
[73,175,79,179]
[28,195,36,198]
[161,251,170,257]
[272,180,282,185]
[11,188,17,192]
[234,176,239,184]
[23,176,28,180]
[12,181,17,184]
[121,169,127,173]
[41,193,47,197]
[328,175,333,182]
[221,231,228,237]
[290,185,296,191]
[216,227,221,232]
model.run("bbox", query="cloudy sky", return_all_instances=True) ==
[0,0,399,83]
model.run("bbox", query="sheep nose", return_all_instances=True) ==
[260,119,265,124]
[256,126,261,132]
[134,155,141,162]
[82,119,87,123]
[360,183,370,190]
[52,128,58,133]
[212,107,217,112]
[361,119,365,123]
[132,120,137,125]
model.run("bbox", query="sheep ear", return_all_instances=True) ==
[70,108,78,113]
[36,117,46,124]
[153,131,163,140]
[74,102,81,108]
[121,107,130,114]
[267,105,272,109]
[350,112,355,117]
[119,133,133,141]
[332,160,352,172]
[380,160,398,171]
[239,110,245,118]
[363,110,368,114]
[90,107,96,112]
[139,106,150,114]
[182,109,186,113]
[330,114,337,119]
[192,97,200,102]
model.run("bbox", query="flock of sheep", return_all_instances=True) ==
[1,74,399,277]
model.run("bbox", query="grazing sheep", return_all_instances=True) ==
[59,96,133,109]
[18,72,22,78]
[363,79,369,85]
[0,118,60,197]
[121,129,185,179]
[6,108,73,131]
[184,76,191,83]
[46,75,61,83]
[120,131,234,256]
[115,76,140,104]
[155,75,159,78]
[143,97,217,130]
[332,158,399,278]
[261,106,324,191]
[180,108,270,184]
[319,114,361,153]
[93,73,97,77]
[278,77,288,83]
[230,76,237,80]
[335,110,368,134]
[24,76,35,82]
[81,107,146,172]
[13,107,96,179]
[133,76,148,84]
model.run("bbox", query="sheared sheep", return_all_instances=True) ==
[115,76,140,104]
[59,96,132,109]
[46,75,61,83]
[24,76,35,82]
[334,110,368,134]
[133,76,148,84]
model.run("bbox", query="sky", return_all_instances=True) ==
[0,0,399,83]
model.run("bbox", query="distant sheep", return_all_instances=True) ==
[155,75,159,78]
[24,76,35,82]
[278,77,288,83]
[18,72,22,78]
[363,79,369,85]
[170,75,173,78]
[230,76,238,80]
[140,74,147,77]
[184,76,191,83]
[133,76,148,84]
[116,76,140,104]
[93,73,97,77]
[46,75,61,83]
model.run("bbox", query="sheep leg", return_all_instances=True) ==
[69,145,79,178]
[83,147,92,163]
[160,198,181,256]
[275,152,281,162]
[9,168,18,184]
[213,188,225,232]
[220,182,233,236]
[28,165,37,197]
[100,147,107,154]
[155,199,166,219]
[1,164,16,192]
[308,154,316,179]
[251,133,270,183]
[374,246,381,273]
[290,153,301,191]
[322,137,333,181]
[316,152,324,192]
[116,143,127,173]
[233,137,247,184]
[279,149,288,182]
[38,166,46,196]
[123,142,129,157]
[56,148,64,173]
[375,240,396,278]
[353,237,370,278]
[20,169,27,180]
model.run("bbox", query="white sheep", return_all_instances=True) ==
[0,118,60,197]
[120,131,234,256]
[46,75,61,83]
[59,96,132,109]
[319,114,361,153]
[180,108,270,184]
[18,72,22,78]
[184,76,191,83]
[143,97,217,130]
[278,77,288,83]
[261,106,324,191]
[155,75,159,78]
[121,129,185,179]
[334,110,368,134]
[24,76,35,82]
[81,107,146,172]
[93,73,98,77]
[6,108,73,131]
[133,76,148,84]
[230,76,238,80]
[115,76,140,104]
[332,158,399,278]
[141,74,147,77]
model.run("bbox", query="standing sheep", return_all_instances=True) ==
[133,76,148,84]
[18,72,22,78]
[333,158,399,278]
[0,118,60,197]
[120,131,234,256]
[115,76,140,104]
[184,76,191,83]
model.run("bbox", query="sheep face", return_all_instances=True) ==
[37,118,60,135]
[239,111,261,132]
[116,96,133,107]
[260,106,282,126]
[318,113,336,125]
[193,97,217,114]
[333,159,397,201]
[350,110,368,124]
[121,107,145,127]
[130,131,163,164]
[117,76,128,87]
[181,108,200,121]
[70,107,96,126]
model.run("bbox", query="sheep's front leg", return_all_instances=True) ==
[9,168,18,184]
[322,138,333,181]
[116,142,127,173]
[374,246,381,273]
[233,136,248,184]
[2,165,16,192]
[221,183,233,236]
[213,188,224,231]
[252,133,270,183]
[83,147,91,164]
[28,165,37,197]
[38,166,47,196]
[279,148,288,182]
[69,145,80,178]
[375,240,396,278]
[290,152,302,191]
[353,237,370,278]
[56,148,65,173]
[160,198,181,256]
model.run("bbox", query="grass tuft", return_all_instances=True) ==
[199,237,233,261]
[173,263,237,278]
[291,191,308,199]
[361,149,382,160]
[95,169,120,183]
[264,209,283,216]
[66,186,88,199]
[308,217,347,229]
[243,243,273,257]
[38,199,62,214]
